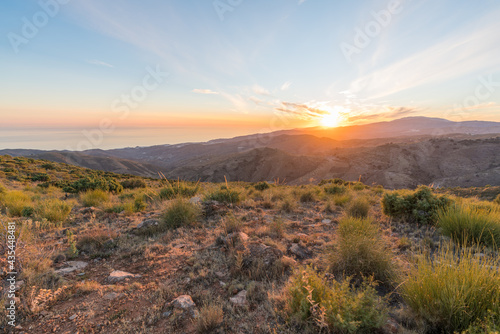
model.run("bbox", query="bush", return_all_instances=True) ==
[0,182,6,194]
[319,178,346,186]
[329,217,395,283]
[333,194,351,207]
[120,178,147,189]
[81,189,110,207]
[0,190,32,216]
[206,188,240,204]
[63,176,123,194]
[494,194,500,205]
[382,186,451,224]
[438,204,500,248]
[345,197,370,218]
[280,197,296,213]
[299,190,316,203]
[161,199,201,229]
[35,199,73,224]
[324,185,346,195]
[284,266,388,333]
[195,303,224,333]
[223,214,242,234]
[159,182,199,200]
[31,173,50,182]
[254,182,271,191]
[401,244,500,333]
[77,228,117,258]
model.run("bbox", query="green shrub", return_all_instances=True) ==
[133,196,147,212]
[120,178,147,189]
[0,190,32,216]
[333,193,351,207]
[438,204,500,248]
[206,188,240,204]
[35,199,73,223]
[324,185,346,195]
[329,217,395,283]
[299,190,316,203]
[31,173,50,182]
[351,182,366,191]
[402,244,500,333]
[382,186,451,224]
[41,162,55,170]
[285,266,388,333]
[159,183,199,200]
[21,206,35,217]
[254,182,271,191]
[319,178,346,186]
[63,176,123,194]
[280,197,296,213]
[66,230,79,259]
[345,196,370,218]
[81,189,110,207]
[223,214,242,234]
[494,194,500,205]
[161,199,201,229]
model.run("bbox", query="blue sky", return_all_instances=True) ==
[1,0,500,149]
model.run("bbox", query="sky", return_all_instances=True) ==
[1,0,500,150]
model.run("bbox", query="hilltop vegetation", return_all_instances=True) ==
[1,155,499,333]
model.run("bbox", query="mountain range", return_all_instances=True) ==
[2,117,500,188]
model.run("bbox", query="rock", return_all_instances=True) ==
[136,219,159,229]
[69,314,78,320]
[107,270,141,283]
[383,318,399,334]
[322,219,332,224]
[289,243,310,259]
[281,256,297,268]
[243,242,283,268]
[14,280,24,291]
[229,290,247,307]
[162,311,172,318]
[55,261,88,275]
[189,196,202,205]
[170,295,199,318]
[53,254,66,264]
[296,233,308,238]
[103,292,124,300]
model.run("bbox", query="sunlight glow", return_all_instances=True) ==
[319,108,343,127]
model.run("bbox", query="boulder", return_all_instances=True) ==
[170,295,199,318]
[229,290,247,307]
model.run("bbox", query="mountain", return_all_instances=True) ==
[2,117,500,188]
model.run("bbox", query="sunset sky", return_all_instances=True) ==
[1,0,500,149]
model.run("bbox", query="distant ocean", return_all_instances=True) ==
[0,127,264,150]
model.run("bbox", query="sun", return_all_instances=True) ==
[319,109,342,127]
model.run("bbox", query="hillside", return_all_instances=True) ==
[1,157,500,333]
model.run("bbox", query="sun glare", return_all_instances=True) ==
[320,109,342,127]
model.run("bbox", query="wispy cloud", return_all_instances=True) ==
[349,12,500,100]
[280,81,292,91]
[252,84,271,96]
[192,89,219,95]
[346,106,418,122]
[275,100,331,120]
[86,59,113,68]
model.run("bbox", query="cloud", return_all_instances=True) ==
[298,0,307,4]
[280,81,292,91]
[86,59,113,68]
[346,106,418,122]
[193,89,219,95]
[349,14,500,100]
[252,84,271,96]
[275,100,331,120]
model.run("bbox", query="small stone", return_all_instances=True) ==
[229,290,247,307]
[55,261,88,275]
[162,311,172,318]
[290,243,310,259]
[103,292,124,300]
[107,270,141,283]
[136,219,159,229]
[189,197,202,205]
[322,219,332,224]
[69,314,78,320]
[281,256,297,268]
[170,295,198,318]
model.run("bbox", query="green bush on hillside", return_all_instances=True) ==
[402,244,500,333]
[382,186,451,224]
[63,176,123,194]
[254,182,271,191]
[285,266,388,333]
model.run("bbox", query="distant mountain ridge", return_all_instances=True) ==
[2,117,500,188]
